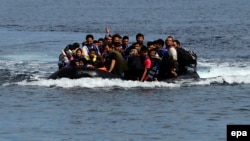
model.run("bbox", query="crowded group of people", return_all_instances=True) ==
[58,28,189,82]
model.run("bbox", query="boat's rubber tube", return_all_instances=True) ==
[48,67,120,79]
[48,67,200,81]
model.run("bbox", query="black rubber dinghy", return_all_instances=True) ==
[48,66,199,81]
[48,67,121,79]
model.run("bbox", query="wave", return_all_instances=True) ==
[6,73,249,89]
[1,56,250,88]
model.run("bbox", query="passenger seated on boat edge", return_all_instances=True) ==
[104,43,128,76]
[165,36,178,77]
[140,48,152,82]
[58,44,77,69]
[82,34,101,57]
[173,39,197,74]
[147,49,162,81]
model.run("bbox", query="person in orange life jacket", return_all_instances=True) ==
[85,49,98,68]
[95,55,108,71]
[104,43,128,75]
[82,34,100,57]
[140,48,152,82]
[165,36,178,77]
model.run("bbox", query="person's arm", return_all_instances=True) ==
[140,58,151,81]
[108,59,116,72]
[140,67,149,82]
[82,46,89,57]
[105,26,111,39]
[169,47,178,77]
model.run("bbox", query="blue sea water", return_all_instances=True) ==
[0,0,250,140]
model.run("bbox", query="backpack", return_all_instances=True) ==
[176,47,197,68]
[127,56,144,71]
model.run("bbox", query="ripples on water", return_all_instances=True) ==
[1,85,249,140]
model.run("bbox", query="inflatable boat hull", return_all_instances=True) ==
[48,67,120,79]
[48,67,199,81]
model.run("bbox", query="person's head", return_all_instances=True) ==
[79,59,84,66]
[140,47,148,58]
[69,44,77,54]
[129,49,138,56]
[75,58,85,66]
[112,34,122,44]
[153,40,160,49]
[165,36,174,47]
[89,49,96,58]
[64,44,71,52]
[82,41,86,47]
[173,39,180,48]
[85,34,94,45]
[104,43,114,52]
[148,49,157,58]
[122,36,129,46]
[98,38,104,47]
[113,42,122,52]
[136,33,144,44]
[134,43,142,53]
[157,39,164,48]
[63,45,72,57]
[147,41,155,50]
[75,48,82,57]
[93,40,98,45]
[72,42,80,49]
[106,34,113,44]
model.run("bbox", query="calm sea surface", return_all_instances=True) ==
[0,0,250,140]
